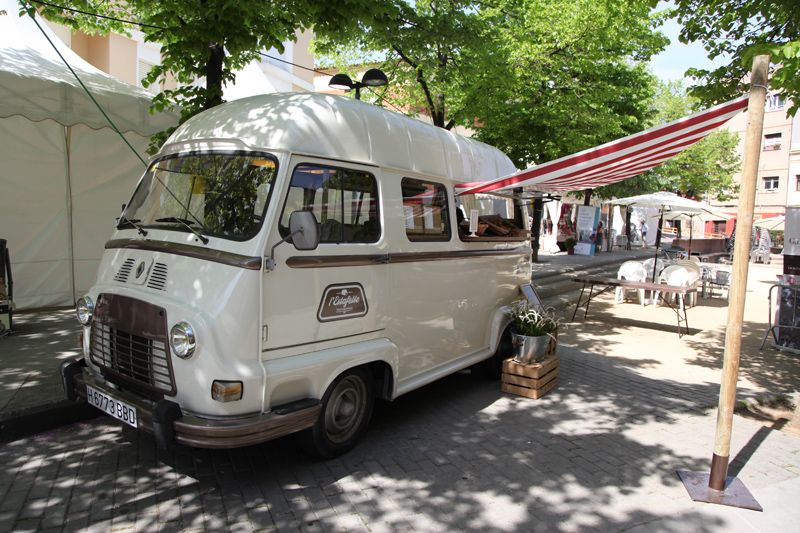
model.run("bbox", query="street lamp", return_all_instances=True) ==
[328,68,388,100]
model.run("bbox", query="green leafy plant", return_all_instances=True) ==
[507,302,561,338]
[564,237,577,249]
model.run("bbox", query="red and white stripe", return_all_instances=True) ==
[456,95,749,195]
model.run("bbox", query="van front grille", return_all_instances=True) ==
[89,294,175,396]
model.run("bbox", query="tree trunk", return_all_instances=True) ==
[531,197,543,263]
[583,189,592,206]
[205,42,225,110]
[625,209,632,250]
[433,93,445,128]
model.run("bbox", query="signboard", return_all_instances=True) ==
[784,206,800,275]
[575,206,600,256]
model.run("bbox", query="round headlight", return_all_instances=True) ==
[76,296,94,325]
[170,322,197,359]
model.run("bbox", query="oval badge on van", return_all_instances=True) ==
[317,283,368,322]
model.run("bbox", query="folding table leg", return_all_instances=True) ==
[583,285,596,319]
[572,283,587,321]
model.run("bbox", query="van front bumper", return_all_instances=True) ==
[63,359,321,449]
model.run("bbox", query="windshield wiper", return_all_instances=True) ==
[154,217,209,244]
[118,216,148,237]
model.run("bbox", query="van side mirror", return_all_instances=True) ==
[265,210,320,271]
[289,210,319,251]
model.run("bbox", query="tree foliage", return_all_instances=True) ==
[29,0,390,148]
[314,0,486,128]
[595,81,741,201]
[469,0,667,167]
[672,0,800,116]
[316,0,668,170]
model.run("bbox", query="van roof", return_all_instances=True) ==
[165,92,516,185]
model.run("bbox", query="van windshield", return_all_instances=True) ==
[121,152,278,241]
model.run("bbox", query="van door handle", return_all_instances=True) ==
[376,254,390,264]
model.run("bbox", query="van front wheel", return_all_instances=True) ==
[299,368,374,459]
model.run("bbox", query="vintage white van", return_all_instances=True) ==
[62,92,531,457]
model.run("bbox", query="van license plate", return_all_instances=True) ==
[86,385,138,428]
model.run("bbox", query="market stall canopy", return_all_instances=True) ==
[754,216,785,232]
[0,0,177,309]
[663,209,732,223]
[606,191,727,215]
[0,0,175,135]
[457,96,749,196]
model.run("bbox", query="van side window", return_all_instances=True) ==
[457,193,527,241]
[401,178,451,242]
[280,164,380,243]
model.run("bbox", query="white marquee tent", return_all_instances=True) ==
[0,0,176,309]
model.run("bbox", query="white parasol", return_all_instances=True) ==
[605,192,730,280]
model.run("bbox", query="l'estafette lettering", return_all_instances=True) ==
[330,294,361,307]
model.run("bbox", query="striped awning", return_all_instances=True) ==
[457,95,749,196]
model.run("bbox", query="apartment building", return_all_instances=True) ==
[45,22,316,97]
[710,92,799,234]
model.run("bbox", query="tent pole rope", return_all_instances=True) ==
[24,3,147,167]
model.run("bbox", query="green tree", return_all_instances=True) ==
[314,0,486,128]
[596,81,741,201]
[672,0,800,116]
[316,0,668,167]
[28,0,390,148]
[469,0,667,169]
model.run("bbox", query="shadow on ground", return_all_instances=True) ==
[0,310,80,419]
[0,352,728,532]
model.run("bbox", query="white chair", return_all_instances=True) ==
[672,260,701,306]
[616,261,647,306]
[655,265,694,308]
[641,258,665,281]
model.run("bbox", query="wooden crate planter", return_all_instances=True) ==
[501,354,558,399]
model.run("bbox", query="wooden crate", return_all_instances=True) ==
[501,355,558,399]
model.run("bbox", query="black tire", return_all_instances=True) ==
[476,327,512,380]
[298,367,374,459]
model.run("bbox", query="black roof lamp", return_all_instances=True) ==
[328,68,388,100]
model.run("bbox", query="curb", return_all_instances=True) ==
[0,400,99,443]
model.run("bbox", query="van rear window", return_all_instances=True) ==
[401,178,451,242]
[280,164,380,244]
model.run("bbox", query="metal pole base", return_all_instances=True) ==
[677,470,763,511]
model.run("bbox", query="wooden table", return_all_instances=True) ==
[572,275,692,337]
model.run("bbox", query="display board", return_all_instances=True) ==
[575,205,600,256]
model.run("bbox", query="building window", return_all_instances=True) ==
[766,94,785,112]
[763,133,782,151]
[401,178,451,242]
[763,176,779,192]
[280,164,380,244]
[137,59,156,93]
[712,221,727,234]
[796,175,800,192]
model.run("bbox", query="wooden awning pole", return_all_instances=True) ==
[709,54,770,491]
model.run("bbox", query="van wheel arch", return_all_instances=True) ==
[477,325,512,380]
[298,365,376,459]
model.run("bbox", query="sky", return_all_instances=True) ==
[648,1,729,84]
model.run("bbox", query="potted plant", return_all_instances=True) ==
[564,237,577,255]
[507,302,561,364]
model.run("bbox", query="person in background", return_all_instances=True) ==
[595,221,604,253]
[641,220,648,248]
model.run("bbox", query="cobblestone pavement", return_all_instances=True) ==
[1,343,799,532]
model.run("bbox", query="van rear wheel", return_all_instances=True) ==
[299,367,374,459]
